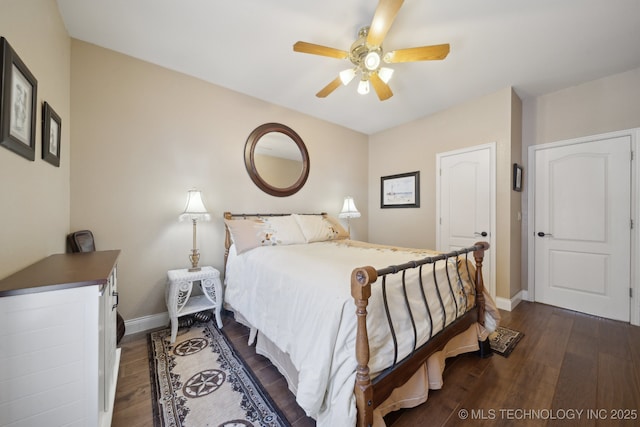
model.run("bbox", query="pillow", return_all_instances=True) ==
[224,215,306,254]
[324,215,350,239]
[224,218,265,254]
[260,215,307,245]
[293,214,350,242]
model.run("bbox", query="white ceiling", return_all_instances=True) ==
[56,0,640,135]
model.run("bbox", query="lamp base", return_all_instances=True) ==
[188,267,202,272]
[189,248,201,272]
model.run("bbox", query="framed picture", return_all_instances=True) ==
[381,171,420,208]
[42,102,61,167]
[513,163,523,192]
[0,37,38,161]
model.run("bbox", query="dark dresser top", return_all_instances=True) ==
[0,250,120,297]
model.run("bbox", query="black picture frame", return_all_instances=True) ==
[0,37,38,161]
[513,163,523,192]
[381,171,420,208]
[42,102,61,167]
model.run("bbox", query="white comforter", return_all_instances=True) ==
[224,240,478,426]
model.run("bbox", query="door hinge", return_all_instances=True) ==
[632,219,634,229]
[631,287,633,298]
[632,151,635,161]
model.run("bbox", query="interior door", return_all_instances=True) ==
[534,136,631,321]
[437,144,495,297]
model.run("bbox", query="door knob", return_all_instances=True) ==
[537,232,553,237]
[474,231,488,237]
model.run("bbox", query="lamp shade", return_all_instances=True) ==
[179,190,211,222]
[338,196,361,219]
[357,79,370,95]
[364,51,381,71]
[339,68,356,85]
[378,67,394,84]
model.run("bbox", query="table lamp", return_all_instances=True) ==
[338,196,361,236]
[179,189,211,271]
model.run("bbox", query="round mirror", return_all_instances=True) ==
[244,123,310,197]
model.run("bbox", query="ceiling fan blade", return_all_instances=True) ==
[316,76,343,98]
[370,73,393,101]
[294,41,348,59]
[384,43,450,63]
[366,0,404,48]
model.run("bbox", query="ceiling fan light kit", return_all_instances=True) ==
[364,50,381,71]
[357,79,370,95]
[378,67,394,84]
[293,0,450,101]
[339,68,357,85]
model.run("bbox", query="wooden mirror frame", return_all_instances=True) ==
[244,123,310,197]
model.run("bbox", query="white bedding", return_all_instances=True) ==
[224,240,482,426]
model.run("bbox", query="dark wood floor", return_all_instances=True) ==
[112,302,640,426]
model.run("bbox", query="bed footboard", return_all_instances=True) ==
[351,242,490,427]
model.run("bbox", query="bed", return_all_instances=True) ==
[222,212,498,427]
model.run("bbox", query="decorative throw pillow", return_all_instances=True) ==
[293,214,350,242]
[224,218,265,254]
[224,215,306,254]
[324,215,350,239]
[259,215,307,246]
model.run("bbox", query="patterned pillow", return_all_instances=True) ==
[224,215,306,254]
[260,215,307,245]
[293,214,350,242]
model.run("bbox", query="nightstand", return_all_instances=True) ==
[166,266,222,343]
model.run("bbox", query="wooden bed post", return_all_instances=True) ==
[223,212,232,271]
[351,266,377,427]
[473,241,492,358]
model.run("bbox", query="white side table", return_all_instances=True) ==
[166,266,223,343]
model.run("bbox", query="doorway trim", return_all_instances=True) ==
[436,142,496,300]
[527,128,640,326]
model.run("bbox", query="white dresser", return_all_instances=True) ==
[0,250,121,427]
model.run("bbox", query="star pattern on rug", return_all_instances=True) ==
[183,369,226,398]
[219,421,253,427]
[174,337,209,356]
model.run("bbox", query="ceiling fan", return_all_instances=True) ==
[293,0,449,101]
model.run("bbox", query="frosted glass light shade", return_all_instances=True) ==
[338,196,361,219]
[357,79,370,95]
[339,68,356,85]
[378,67,394,84]
[364,51,381,71]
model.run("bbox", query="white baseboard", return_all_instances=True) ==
[124,312,169,335]
[495,290,527,311]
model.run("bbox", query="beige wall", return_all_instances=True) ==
[70,40,368,320]
[510,90,523,299]
[368,87,521,300]
[521,66,640,290]
[524,67,640,147]
[0,0,71,278]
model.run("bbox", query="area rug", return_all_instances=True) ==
[489,326,524,357]
[149,320,291,427]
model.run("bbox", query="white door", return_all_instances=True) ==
[534,136,631,321]
[437,143,495,298]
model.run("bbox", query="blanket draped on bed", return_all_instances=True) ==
[224,240,498,427]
